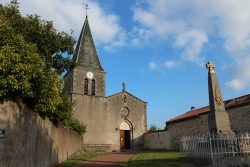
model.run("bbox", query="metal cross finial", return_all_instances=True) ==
[122,82,126,92]
[85,4,89,16]
[206,61,215,73]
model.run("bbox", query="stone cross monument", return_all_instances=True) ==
[206,61,231,135]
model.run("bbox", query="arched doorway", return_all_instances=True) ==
[119,121,132,150]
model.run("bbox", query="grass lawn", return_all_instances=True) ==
[56,152,108,167]
[128,151,196,167]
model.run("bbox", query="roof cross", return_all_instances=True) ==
[85,4,89,16]
[122,82,127,92]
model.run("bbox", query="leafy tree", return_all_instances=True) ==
[51,93,86,134]
[0,2,85,135]
[0,14,50,105]
[0,1,76,74]
[149,124,159,132]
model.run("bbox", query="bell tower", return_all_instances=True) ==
[64,15,106,97]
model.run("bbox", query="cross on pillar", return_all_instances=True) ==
[206,61,215,73]
[122,82,126,92]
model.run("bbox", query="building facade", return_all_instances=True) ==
[63,16,147,151]
[165,94,250,149]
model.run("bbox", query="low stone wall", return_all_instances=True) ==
[143,130,170,150]
[0,101,84,167]
[83,144,112,152]
[212,156,250,167]
[166,104,250,150]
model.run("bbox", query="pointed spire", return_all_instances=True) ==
[73,15,104,71]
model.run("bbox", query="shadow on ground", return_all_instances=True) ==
[127,158,198,167]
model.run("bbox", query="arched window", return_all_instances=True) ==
[84,78,88,94]
[91,79,95,95]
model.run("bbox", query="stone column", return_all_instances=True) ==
[206,61,231,135]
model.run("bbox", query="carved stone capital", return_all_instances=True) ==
[206,61,215,73]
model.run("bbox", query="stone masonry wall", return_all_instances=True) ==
[229,105,250,131]
[0,101,84,167]
[73,67,106,97]
[144,130,170,150]
[167,103,250,150]
[167,114,209,150]
[72,91,147,151]
[107,92,147,150]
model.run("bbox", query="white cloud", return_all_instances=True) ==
[149,60,177,71]
[175,30,207,65]
[2,0,126,51]
[133,0,250,89]
[132,1,209,65]
[148,61,158,71]
[235,56,250,79]
[226,55,250,90]
[225,79,247,91]
[164,61,176,70]
[129,27,154,46]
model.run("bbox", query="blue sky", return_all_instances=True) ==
[3,0,250,129]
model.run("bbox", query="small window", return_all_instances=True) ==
[84,78,88,94]
[91,79,95,95]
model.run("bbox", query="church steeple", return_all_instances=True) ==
[73,16,104,71]
[67,14,106,97]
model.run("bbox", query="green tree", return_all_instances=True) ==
[0,1,76,74]
[0,2,86,135]
[149,124,158,132]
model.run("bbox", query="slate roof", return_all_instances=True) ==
[167,94,250,123]
[73,16,104,71]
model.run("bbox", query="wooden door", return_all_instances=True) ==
[120,130,125,149]
[125,130,131,149]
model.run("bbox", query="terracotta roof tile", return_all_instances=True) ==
[167,94,250,123]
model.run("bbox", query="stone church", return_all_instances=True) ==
[63,16,147,151]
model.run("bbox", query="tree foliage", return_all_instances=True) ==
[0,1,76,74]
[0,2,85,135]
[149,124,159,132]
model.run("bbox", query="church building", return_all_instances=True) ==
[63,15,147,151]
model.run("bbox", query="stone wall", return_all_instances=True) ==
[144,130,170,150]
[229,105,250,131]
[72,91,147,151]
[107,92,147,150]
[166,103,250,150]
[167,114,209,150]
[0,101,84,167]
